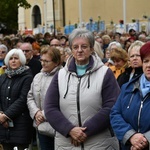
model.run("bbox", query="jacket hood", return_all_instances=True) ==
[64,52,104,75]
[62,52,105,98]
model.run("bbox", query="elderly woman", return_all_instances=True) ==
[0,49,33,150]
[117,40,144,87]
[27,46,62,150]
[110,42,150,150]
[44,28,120,150]
[109,47,129,79]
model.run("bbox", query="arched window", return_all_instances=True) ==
[32,5,41,28]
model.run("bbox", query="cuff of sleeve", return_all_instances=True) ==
[3,114,11,121]
[123,129,136,145]
[144,131,150,142]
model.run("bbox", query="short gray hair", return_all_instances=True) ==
[0,44,8,52]
[4,49,26,67]
[69,29,95,49]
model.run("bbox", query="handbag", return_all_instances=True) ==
[37,121,55,137]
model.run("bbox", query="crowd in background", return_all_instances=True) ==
[0,28,150,150]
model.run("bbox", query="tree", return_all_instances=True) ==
[0,0,31,35]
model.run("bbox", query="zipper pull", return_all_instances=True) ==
[141,101,143,109]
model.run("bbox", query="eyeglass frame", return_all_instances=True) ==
[22,50,32,53]
[40,58,52,64]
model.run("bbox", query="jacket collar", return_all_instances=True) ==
[68,56,94,73]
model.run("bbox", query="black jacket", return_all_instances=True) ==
[0,68,33,144]
[117,66,143,88]
[27,57,42,77]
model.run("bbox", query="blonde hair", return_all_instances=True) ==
[110,48,129,63]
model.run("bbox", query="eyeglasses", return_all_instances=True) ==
[72,45,90,51]
[0,51,6,54]
[40,59,52,64]
[22,50,31,53]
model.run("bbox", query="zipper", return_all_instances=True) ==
[137,94,149,132]
[76,77,84,149]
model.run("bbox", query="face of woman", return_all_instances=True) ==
[40,53,57,73]
[113,59,126,69]
[105,50,110,59]
[143,54,150,80]
[9,54,22,70]
[71,37,93,65]
[129,46,142,68]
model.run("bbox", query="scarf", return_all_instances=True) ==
[5,66,28,77]
[140,74,150,97]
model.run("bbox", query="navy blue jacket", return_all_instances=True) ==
[110,74,150,150]
[0,68,33,144]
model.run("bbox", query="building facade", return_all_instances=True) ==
[18,0,150,34]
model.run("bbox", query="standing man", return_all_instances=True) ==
[20,42,42,77]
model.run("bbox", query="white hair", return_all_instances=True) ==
[0,44,8,52]
[128,40,144,55]
[4,48,26,67]
[108,41,122,50]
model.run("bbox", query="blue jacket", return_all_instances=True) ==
[110,74,150,150]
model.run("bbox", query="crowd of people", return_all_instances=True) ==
[0,27,149,150]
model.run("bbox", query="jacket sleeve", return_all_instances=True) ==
[83,68,120,136]
[27,78,40,119]
[110,84,136,144]
[44,72,75,137]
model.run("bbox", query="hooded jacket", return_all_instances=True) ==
[45,53,120,150]
[110,74,150,150]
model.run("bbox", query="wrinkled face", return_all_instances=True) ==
[9,54,22,70]
[143,54,150,81]
[20,44,33,62]
[129,46,142,68]
[40,53,57,73]
[71,37,93,65]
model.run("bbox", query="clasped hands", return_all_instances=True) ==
[35,110,45,126]
[69,126,87,147]
[130,133,148,150]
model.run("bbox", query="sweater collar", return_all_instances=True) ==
[68,56,94,73]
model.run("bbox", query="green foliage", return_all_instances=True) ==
[0,0,31,34]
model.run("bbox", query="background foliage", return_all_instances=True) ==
[0,0,31,35]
